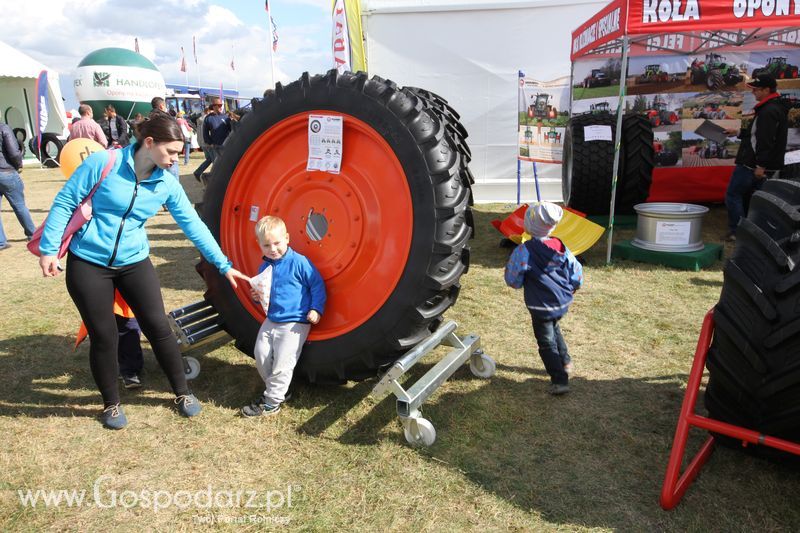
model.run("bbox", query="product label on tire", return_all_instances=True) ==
[583,125,612,142]
[785,150,800,166]
[655,221,691,245]
[307,114,343,174]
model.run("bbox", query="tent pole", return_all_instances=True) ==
[605,35,629,265]
[21,88,42,169]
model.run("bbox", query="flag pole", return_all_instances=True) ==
[194,36,200,92]
[266,1,276,88]
[233,44,239,96]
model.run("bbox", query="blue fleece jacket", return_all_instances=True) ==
[504,237,583,319]
[259,247,326,323]
[39,143,232,273]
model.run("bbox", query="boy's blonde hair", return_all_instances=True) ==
[255,215,287,243]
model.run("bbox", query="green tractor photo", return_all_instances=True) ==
[752,57,799,79]
[589,101,610,114]
[690,53,744,90]
[636,64,670,84]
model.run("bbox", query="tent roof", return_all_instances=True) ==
[0,40,50,78]
[571,0,800,60]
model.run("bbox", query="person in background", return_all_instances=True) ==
[150,97,179,178]
[69,104,108,148]
[504,202,584,396]
[723,72,789,241]
[38,113,250,429]
[193,106,214,183]
[98,105,129,148]
[176,111,194,166]
[117,315,144,389]
[203,97,235,162]
[0,122,37,251]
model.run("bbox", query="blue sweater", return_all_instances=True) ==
[40,144,232,273]
[259,248,326,323]
[504,237,583,319]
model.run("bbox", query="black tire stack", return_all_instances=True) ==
[28,133,63,168]
[562,112,654,215]
[200,70,472,384]
[705,179,800,454]
[781,163,800,181]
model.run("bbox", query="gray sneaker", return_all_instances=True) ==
[100,404,128,430]
[121,374,142,389]
[174,394,202,417]
[549,383,570,396]
[241,398,281,417]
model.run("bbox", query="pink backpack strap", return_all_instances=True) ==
[84,149,118,201]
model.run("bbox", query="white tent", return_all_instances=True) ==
[362,0,606,203]
[0,40,68,158]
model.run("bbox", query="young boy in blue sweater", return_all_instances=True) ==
[504,202,583,395]
[241,216,326,416]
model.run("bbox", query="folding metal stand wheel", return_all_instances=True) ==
[660,309,800,510]
[183,356,201,380]
[371,320,495,447]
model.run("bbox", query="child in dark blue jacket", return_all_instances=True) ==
[504,202,583,395]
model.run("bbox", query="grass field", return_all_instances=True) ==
[1,158,799,531]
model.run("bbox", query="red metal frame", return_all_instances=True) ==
[660,309,800,510]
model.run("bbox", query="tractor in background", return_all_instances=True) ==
[636,64,670,84]
[644,97,679,126]
[690,53,744,90]
[528,93,558,119]
[752,57,799,80]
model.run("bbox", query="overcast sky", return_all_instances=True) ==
[3,0,333,108]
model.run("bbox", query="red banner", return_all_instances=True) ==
[629,0,800,34]
[571,0,626,60]
[573,1,800,60]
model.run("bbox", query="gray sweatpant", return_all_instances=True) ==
[254,319,310,405]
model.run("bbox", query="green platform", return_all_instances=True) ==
[587,215,638,228]
[612,240,723,271]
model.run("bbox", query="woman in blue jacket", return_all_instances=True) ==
[38,113,249,429]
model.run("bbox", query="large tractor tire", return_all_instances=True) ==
[617,114,654,213]
[706,69,724,90]
[705,180,800,454]
[404,86,475,207]
[198,70,472,384]
[562,112,653,215]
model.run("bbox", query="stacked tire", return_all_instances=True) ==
[562,112,654,215]
[705,179,800,454]
[199,70,473,384]
[28,133,63,168]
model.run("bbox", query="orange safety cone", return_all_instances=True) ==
[74,290,135,349]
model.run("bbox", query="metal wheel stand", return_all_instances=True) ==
[371,320,495,447]
[167,300,230,380]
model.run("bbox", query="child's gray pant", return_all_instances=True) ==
[254,319,311,405]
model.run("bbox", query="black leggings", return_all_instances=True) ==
[66,253,189,407]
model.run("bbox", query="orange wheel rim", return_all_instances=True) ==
[220,112,413,341]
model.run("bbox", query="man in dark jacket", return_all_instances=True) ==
[97,105,129,147]
[203,97,232,161]
[724,73,789,240]
[0,123,37,250]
